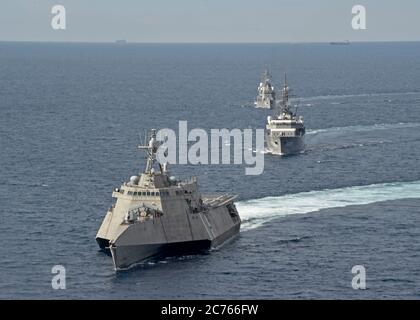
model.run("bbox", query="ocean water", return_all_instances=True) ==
[0,42,420,299]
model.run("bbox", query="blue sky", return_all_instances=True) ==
[0,0,418,42]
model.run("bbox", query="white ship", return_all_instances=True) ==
[265,74,305,155]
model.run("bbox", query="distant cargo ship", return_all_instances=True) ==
[115,40,128,44]
[330,40,350,45]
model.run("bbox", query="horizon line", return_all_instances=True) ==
[1,40,420,45]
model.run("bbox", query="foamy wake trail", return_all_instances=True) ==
[237,181,420,231]
[306,122,420,136]
[295,91,420,103]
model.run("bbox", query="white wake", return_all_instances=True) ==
[306,122,420,136]
[237,181,420,230]
[294,91,420,103]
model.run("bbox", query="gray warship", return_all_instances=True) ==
[96,130,241,270]
[265,74,305,155]
[255,69,276,109]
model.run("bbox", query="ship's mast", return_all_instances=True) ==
[281,73,290,113]
[274,72,294,120]
[262,69,270,83]
[265,69,269,81]
[138,129,158,174]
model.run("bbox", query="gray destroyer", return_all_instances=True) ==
[255,70,276,109]
[96,130,241,270]
[265,75,305,155]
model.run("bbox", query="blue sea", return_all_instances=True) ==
[0,42,419,299]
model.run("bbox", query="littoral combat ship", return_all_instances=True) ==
[255,69,276,109]
[265,74,305,155]
[96,130,241,270]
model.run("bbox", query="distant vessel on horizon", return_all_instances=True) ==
[330,40,350,45]
[115,40,128,44]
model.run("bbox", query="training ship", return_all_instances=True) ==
[265,74,305,155]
